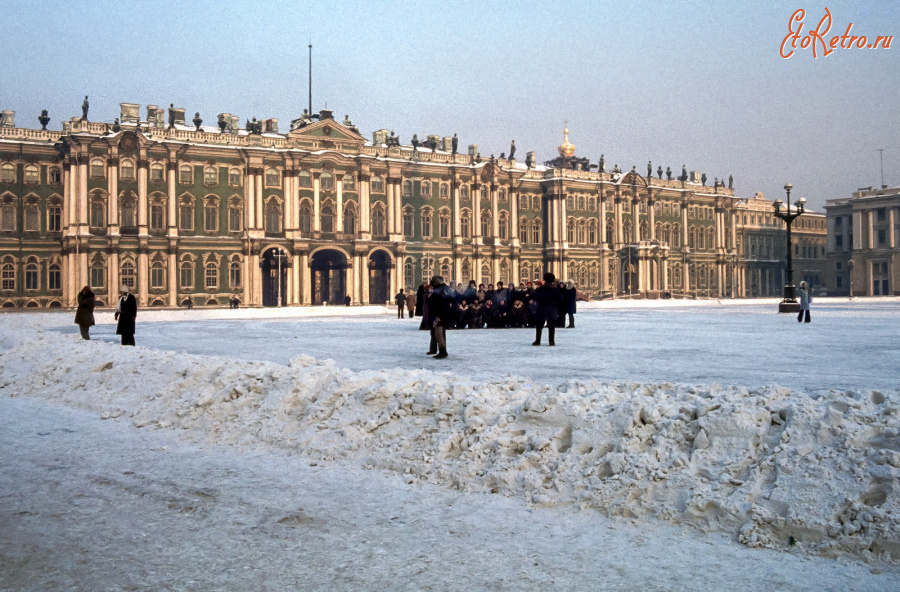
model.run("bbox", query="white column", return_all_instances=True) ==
[108,252,119,302]
[301,252,311,304]
[138,251,148,306]
[78,159,88,230]
[245,170,255,230]
[386,180,394,234]
[889,207,897,248]
[107,159,118,231]
[360,175,371,235]
[256,173,264,231]
[168,251,177,306]
[452,183,461,238]
[336,177,344,234]
[137,161,148,232]
[313,174,321,233]
[491,185,499,239]
[473,184,482,241]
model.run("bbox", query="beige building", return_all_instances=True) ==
[826,186,900,296]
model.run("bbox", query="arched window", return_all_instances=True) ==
[588,197,596,211]
[150,197,166,231]
[150,164,165,182]
[265,200,283,233]
[0,262,14,290]
[519,219,529,243]
[229,259,242,288]
[299,204,312,234]
[606,220,614,245]
[0,164,15,183]
[578,196,586,210]
[640,220,649,241]
[178,164,192,184]
[229,168,242,186]
[180,260,194,288]
[460,185,469,200]
[422,180,431,197]
[481,211,490,238]
[265,168,279,187]
[371,176,384,193]
[298,171,312,188]
[48,199,62,233]
[320,172,334,190]
[421,256,434,280]
[673,224,682,247]
[566,218,575,244]
[461,259,471,283]
[120,261,136,289]
[520,262,530,283]
[48,263,61,290]
[372,207,386,236]
[588,220,597,244]
[89,198,104,229]
[150,261,165,289]
[24,200,39,232]
[439,209,450,239]
[440,183,449,199]
[481,263,491,285]
[577,220,586,244]
[228,199,243,232]
[402,180,412,197]
[499,187,507,201]
[566,195,574,210]
[623,220,633,244]
[498,211,508,240]
[90,159,105,178]
[179,197,194,231]
[24,261,38,290]
[421,208,433,238]
[532,219,541,244]
[90,258,105,289]
[343,204,356,235]
[121,196,136,228]
[404,260,415,290]
[321,203,334,233]
[440,259,451,279]
[460,211,470,239]
[205,261,218,288]
[403,208,414,237]
[205,167,218,185]
[205,198,219,232]
[343,174,355,191]
[24,164,39,183]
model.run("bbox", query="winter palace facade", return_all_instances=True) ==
[0,103,827,308]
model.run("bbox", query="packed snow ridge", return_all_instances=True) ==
[3,331,898,560]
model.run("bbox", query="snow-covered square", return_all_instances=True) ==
[2,299,899,591]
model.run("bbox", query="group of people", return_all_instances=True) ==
[412,273,577,359]
[74,285,137,345]
[399,278,578,331]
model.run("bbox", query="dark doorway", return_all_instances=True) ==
[311,249,347,305]
[262,247,289,307]
[368,250,392,304]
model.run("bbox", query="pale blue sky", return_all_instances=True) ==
[1,0,897,210]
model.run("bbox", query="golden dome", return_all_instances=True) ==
[558,121,575,157]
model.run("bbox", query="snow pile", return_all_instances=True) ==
[3,332,899,559]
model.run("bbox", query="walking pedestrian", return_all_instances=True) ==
[565,280,577,328]
[426,276,452,359]
[406,290,416,318]
[395,289,406,318]
[74,285,95,340]
[114,285,137,346]
[532,272,563,346]
[798,281,812,323]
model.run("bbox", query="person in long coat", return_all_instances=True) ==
[114,285,137,346]
[406,290,416,318]
[74,285,95,340]
[564,280,578,328]
[532,272,564,346]
[414,282,426,317]
[426,276,453,359]
[394,289,406,318]
[798,281,812,323]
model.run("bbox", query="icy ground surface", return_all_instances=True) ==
[1,298,899,590]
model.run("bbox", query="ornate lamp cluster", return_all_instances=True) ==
[772,183,806,311]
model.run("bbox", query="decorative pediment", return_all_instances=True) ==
[287,118,366,147]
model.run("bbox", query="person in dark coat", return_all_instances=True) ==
[419,284,432,330]
[114,285,137,346]
[532,273,563,346]
[74,285,95,340]
[394,289,406,318]
[426,276,453,358]
[415,282,426,317]
[564,280,578,328]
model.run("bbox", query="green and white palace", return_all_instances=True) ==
[0,103,826,308]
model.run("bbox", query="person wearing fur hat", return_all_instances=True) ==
[74,285,95,340]
[564,279,578,328]
[114,284,137,346]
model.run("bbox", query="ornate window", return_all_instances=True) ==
[229,199,243,232]
[150,164,164,182]
[150,261,165,289]
[421,180,431,197]
[371,206,386,236]
[577,219,586,244]
[0,262,14,290]
[481,211,491,238]
[606,221,614,245]
[120,261,136,289]
[265,168,279,187]
[179,164,193,184]
[519,219,529,244]
[320,172,334,190]
[229,168,242,186]
[343,174,355,191]
[205,260,218,289]
[460,210,470,239]
[460,185,469,200]
[48,166,61,184]
[588,197,596,211]
[461,258,471,283]
[24,261,38,290]
[150,200,166,231]
[180,259,194,289]
[120,160,135,180]
[578,196,586,210]
[48,263,61,290]
[204,198,219,232]
[421,207,433,238]
[440,258,451,279]
[299,203,312,234]
[498,211,508,240]
[532,219,541,244]
[371,176,384,193]
[229,259,242,288]
[120,195,136,228]
[0,164,15,183]
[265,199,283,233]
[439,209,450,239]
[567,218,575,243]
[481,263,491,285]
[440,183,449,199]
[90,159,105,178]
[566,196,574,210]
[204,167,218,185]
[404,260,415,290]
[24,164,39,183]
[499,187,507,202]
[90,198,105,228]
[89,257,105,289]
[403,207,414,237]
[298,170,311,188]
[321,203,334,233]
[421,256,434,279]
[343,204,356,234]
[24,199,39,232]
[588,220,597,244]
[402,180,412,197]
[179,198,194,231]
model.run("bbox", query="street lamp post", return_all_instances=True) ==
[272,248,287,307]
[772,183,805,313]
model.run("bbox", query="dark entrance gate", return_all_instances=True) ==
[368,250,391,304]
[311,249,347,305]
[262,247,289,307]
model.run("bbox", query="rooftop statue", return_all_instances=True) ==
[38,109,50,130]
[81,96,89,121]
[451,133,458,154]
[509,140,516,160]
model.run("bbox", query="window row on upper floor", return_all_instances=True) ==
[0,163,62,185]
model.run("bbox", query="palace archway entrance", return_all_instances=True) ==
[262,247,289,307]
[368,250,391,304]
[311,249,347,305]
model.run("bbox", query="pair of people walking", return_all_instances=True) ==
[74,284,137,345]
